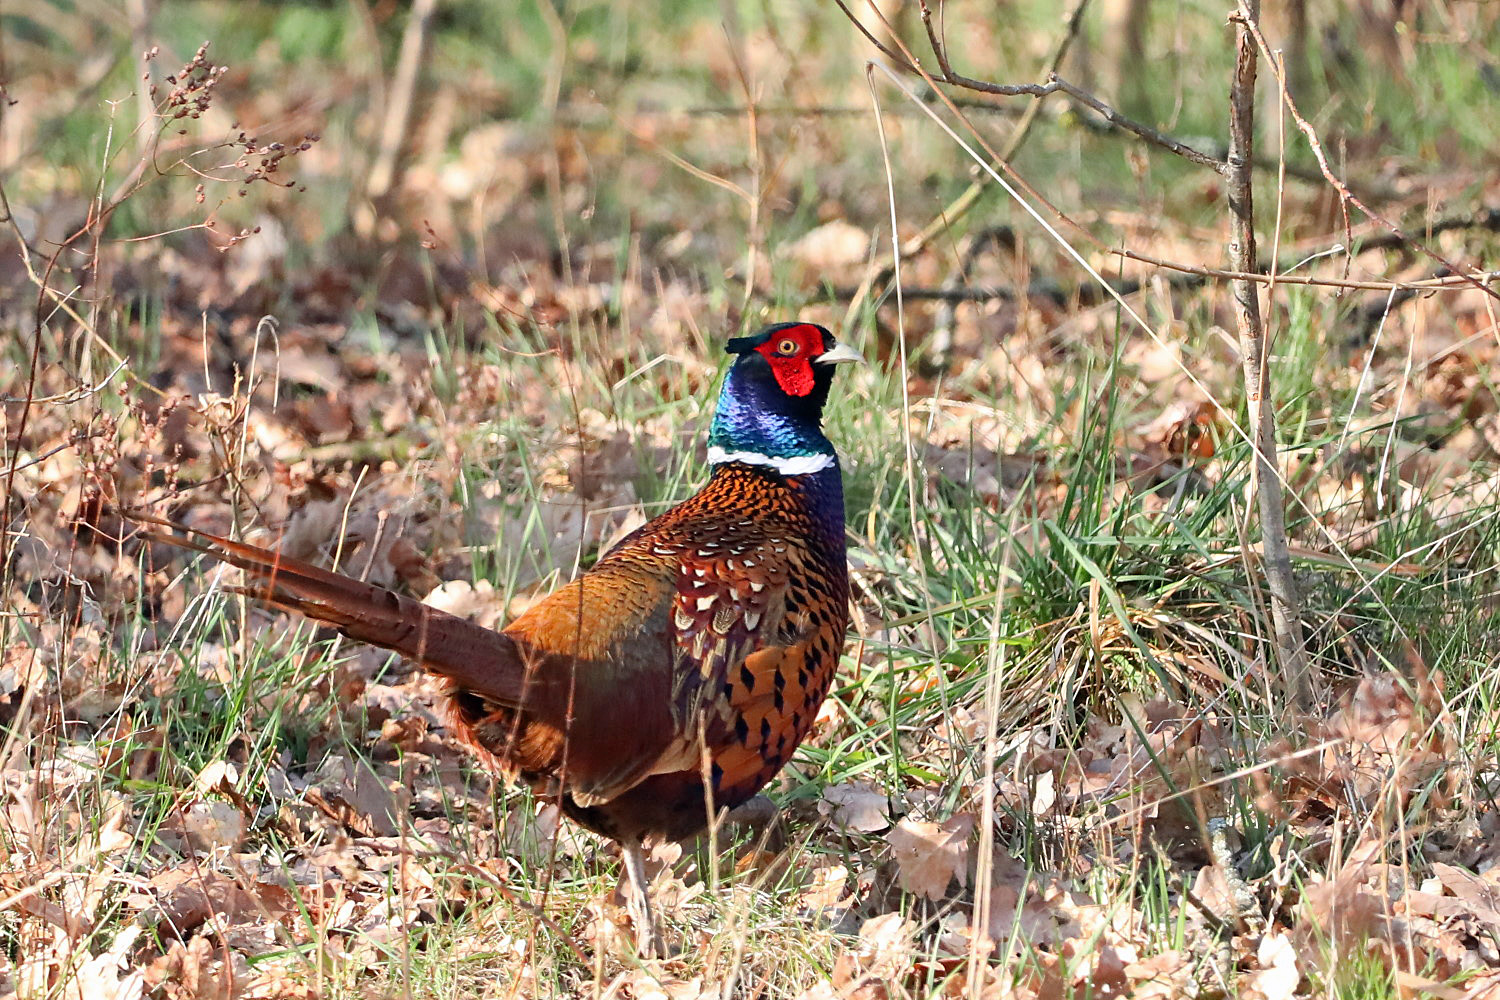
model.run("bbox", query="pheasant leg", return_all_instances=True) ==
[621,839,663,958]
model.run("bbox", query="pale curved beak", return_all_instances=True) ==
[816,341,864,366]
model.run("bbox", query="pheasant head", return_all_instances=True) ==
[707,322,861,476]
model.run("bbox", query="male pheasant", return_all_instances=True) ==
[136,321,859,955]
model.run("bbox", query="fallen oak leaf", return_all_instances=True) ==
[1431,863,1500,929]
[831,912,917,998]
[1241,931,1300,1000]
[819,781,890,833]
[886,813,974,901]
[1391,970,1466,1000]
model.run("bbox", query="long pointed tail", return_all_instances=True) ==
[132,513,527,708]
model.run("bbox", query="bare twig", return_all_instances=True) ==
[1234,0,1500,305]
[827,260,1500,308]
[676,98,1023,118]
[1110,252,1497,293]
[1226,2,1310,707]
[831,0,917,71]
[1351,207,1500,254]
[365,0,438,202]
[0,362,130,407]
[548,98,1387,196]
[922,1,1090,367]
[838,0,1095,236]
[3,436,89,477]
[1046,75,1225,171]
[836,0,1452,329]
[917,1,1222,169]
[842,0,1093,325]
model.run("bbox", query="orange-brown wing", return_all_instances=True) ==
[496,560,682,807]
[667,531,798,729]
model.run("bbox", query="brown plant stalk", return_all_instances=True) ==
[1226,2,1310,706]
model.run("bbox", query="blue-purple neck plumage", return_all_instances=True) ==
[707,322,861,478]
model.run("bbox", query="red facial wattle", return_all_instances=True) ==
[766,356,814,397]
[755,323,825,398]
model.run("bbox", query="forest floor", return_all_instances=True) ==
[4,2,1500,997]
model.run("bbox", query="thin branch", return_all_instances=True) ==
[827,261,1500,306]
[842,0,1093,325]
[831,0,918,72]
[3,436,86,477]
[547,97,1393,196]
[0,361,129,405]
[1351,207,1500,254]
[1233,0,1500,305]
[1225,1,1311,706]
[1045,75,1226,172]
[917,0,1222,170]
[1111,252,1498,292]
[919,4,1055,97]
[655,99,1026,119]
[924,0,1092,366]
[833,0,1441,327]
[846,0,1218,173]
[365,0,438,201]
[839,0,1500,309]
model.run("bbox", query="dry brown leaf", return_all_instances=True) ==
[179,800,248,853]
[1123,951,1192,999]
[145,868,288,936]
[829,912,916,1000]
[602,970,714,1000]
[886,813,974,901]
[1190,864,1245,925]
[268,345,343,394]
[1392,970,1467,1000]
[143,936,250,1000]
[304,754,411,838]
[783,220,870,273]
[819,781,890,833]
[17,926,144,1000]
[1240,932,1300,1000]
[1432,863,1500,929]
[1461,970,1500,998]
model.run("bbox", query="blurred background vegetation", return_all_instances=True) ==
[9,0,1492,329]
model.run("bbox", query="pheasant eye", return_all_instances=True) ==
[776,338,800,355]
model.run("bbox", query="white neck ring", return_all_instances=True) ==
[707,446,834,476]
